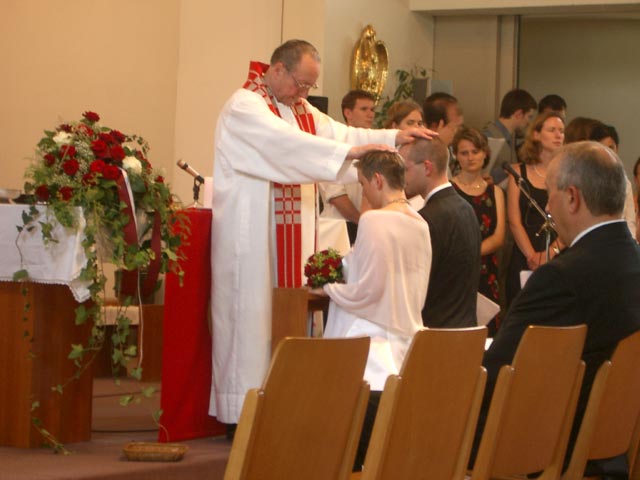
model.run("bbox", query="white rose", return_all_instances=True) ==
[53,131,72,145]
[122,156,143,175]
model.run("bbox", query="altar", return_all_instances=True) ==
[0,204,93,448]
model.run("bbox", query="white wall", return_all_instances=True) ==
[519,17,640,171]
[1,0,181,192]
[171,0,283,203]
[432,16,518,130]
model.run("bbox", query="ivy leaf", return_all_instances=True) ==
[125,345,137,357]
[51,384,63,394]
[13,269,29,281]
[141,386,156,398]
[130,367,143,381]
[152,409,164,423]
[67,344,84,360]
[74,305,89,325]
[119,395,134,406]
[31,401,40,411]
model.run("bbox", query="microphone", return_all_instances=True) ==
[501,162,522,183]
[177,159,205,183]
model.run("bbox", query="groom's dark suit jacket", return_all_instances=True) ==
[419,185,481,328]
[478,221,640,469]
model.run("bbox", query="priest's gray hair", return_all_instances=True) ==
[555,141,626,216]
[271,39,321,71]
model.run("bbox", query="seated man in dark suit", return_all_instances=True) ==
[476,141,640,479]
[401,138,481,328]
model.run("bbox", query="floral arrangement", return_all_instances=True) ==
[15,111,187,428]
[304,248,344,288]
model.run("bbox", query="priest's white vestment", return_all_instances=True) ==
[210,88,397,423]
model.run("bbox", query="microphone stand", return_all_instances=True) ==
[191,177,203,208]
[512,175,557,262]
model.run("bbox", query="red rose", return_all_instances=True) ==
[89,159,106,173]
[82,173,97,186]
[110,130,126,143]
[110,145,125,162]
[62,159,80,176]
[44,153,56,166]
[99,133,114,145]
[155,175,164,183]
[59,145,77,159]
[58,186,73,201]
[76,124,94,136]
[91,139,109,158]
[103,164,120,181]
[59,124,72,133]
[83,111,100,123]
[35,185,50,201]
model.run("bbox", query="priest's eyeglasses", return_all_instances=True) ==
[288,70,318,91]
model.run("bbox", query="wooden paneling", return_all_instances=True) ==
[0,282,93,448]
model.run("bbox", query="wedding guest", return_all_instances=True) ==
[319,89,379,245]
[505,111,564,306]
[314,150,431,471]
[538,93,567,119]
[474,141,640,478]
[383,99,425,130]
[452,128,506,335]
[423,92,464,148]
[567,119,637,241]
[483,89,537,185]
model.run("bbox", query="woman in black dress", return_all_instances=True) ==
[452,127,505,335]
[506,111,565,306]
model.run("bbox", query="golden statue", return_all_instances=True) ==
[350,25,389,101]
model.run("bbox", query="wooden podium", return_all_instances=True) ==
[271,288,329,353]
[0,282,94,448]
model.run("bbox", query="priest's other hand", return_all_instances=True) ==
[395,126,438,146]
[346,144,396,161]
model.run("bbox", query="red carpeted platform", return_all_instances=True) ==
[0,378,231,480]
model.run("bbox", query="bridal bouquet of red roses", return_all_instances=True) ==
[304,248,344,288]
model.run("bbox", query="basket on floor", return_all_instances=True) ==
[123,442,188,462]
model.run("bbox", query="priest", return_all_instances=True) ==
[210,39,433,427]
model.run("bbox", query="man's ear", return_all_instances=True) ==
[343,108,353,123]
[423,160,433,177]
[566,185,581,214]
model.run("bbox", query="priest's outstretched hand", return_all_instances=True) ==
[395,126,438,146]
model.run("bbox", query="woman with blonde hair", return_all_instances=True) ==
[506,111,564,305]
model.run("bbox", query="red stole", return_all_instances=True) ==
[243,61,316,287]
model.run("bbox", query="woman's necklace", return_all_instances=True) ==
[455,176,485,189]
[533,164,547,179]
[386,198,410,206]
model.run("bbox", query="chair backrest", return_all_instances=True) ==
[562,329,640,480]
[472,325,587,480]
[224,337,370,480]
[362,327,488,480]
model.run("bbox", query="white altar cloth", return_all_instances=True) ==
[0,204,90,302]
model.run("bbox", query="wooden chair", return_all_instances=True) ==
[471,325,587,480]
[631,414,640,480]
[224,336,370,480]
[360,327,488,480]
[562,330,640,480]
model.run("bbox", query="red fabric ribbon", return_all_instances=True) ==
[116,172,161,298]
